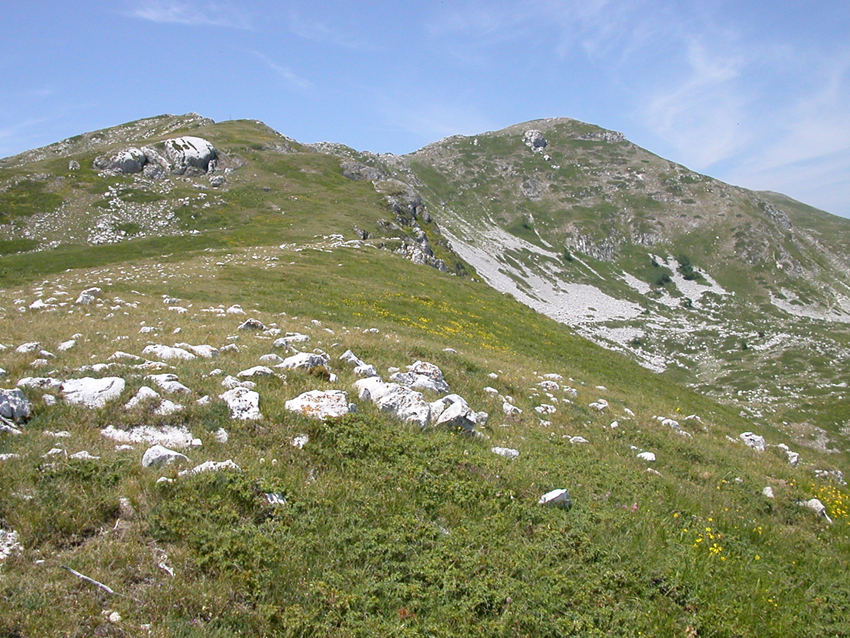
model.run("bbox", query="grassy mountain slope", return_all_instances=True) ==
[383,117,850,450]
[0,115,848,636]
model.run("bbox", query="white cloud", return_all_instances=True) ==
[128,1,252,29]
[251,52,313,92]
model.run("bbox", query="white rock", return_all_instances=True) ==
[238,318,266,331]
[0,529,22,561]
[62,377,126,408]
[534,404,557,415]
[0,388,32,423]
[75,287,102,305]
[175,343,219,358]
[0,453,21,461]
[786,449,800,466]
[354,378,431,428]
[226,304,246,315]
[221,375,256,390]
[154,400,184,416]
[16,342,41,354]
[147,374,191,394]
[16,377,62,391]
[285,390,351,420]
[538,488,571,507]
[483,386,499,395]
[108,351,144,363]
[219,387,262,420]
[259,354,284,364]
[196,395,212,405]
[589,399,608,411]
[276,352,329,370]
[502,401,522,416]
[762,486,775,499]
[214,428,229,443]
[570,436,589,444]
[739,432,766,452]
[69,451,100,460]
[141,445,189,468]
[178,459,242,477]
[124,386,161,410]
[804,498,833,523]
[237,365,275,378]
[491,447,520,459]
[102,424,201,449]
[291,434,309,449]
[142,344,196,361]
[433,399,478,431]
[390,361,450,394]
[637,451,656,462]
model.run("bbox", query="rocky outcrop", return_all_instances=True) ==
[93,136,218,177]
[523,130,547,150]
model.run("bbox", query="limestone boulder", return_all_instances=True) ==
[141,445,189,468]
[61,377,126,408]
[285,390,352,420]
[219,387,261,420]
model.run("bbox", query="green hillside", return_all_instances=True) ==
[0,115,848,636]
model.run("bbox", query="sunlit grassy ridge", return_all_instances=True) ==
[0,241,848,637]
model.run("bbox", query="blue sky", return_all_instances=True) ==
[3,0,849,217]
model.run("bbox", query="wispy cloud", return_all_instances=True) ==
[128,1,252,29]
[289,13,380,51]
[377,98,498,145]
[251,51,313,92]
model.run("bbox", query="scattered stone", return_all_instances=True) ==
[570,436,589,444]
[226,305,246,315]
[17,376,63,391]
[0,529,22,561]
[0,389,31,423]
[237,365,275,378]
[762,486,775,499]
[221,375,256,390]
[142,344,196,361]
[146,374,191,394]
[266,492,286,505]
[291,434,309,449]
[502,401,522,416]
[219,387,262,420]
[154,400,184,416]
[276,352,329,371]
[16,342,41,354]
[124,386,160,409]
[285,390,352,420]
[141,445,189,468]
[538,488,571,508]
[214,428,229,443]
[339,350,378,377]
[390,361,450,394]
[491,447,520,459]
[432,398,478,432]
[637,451,656,462]
[105,425,201,449]
[175,343,219,358]
[354,377,431,428]
[589,399,608,411]
[75,287,102,305]
[69,451,100,460]
[523,130,547,150]
[62,377,126,408]
[118,497,135,519]
[0,453,21,461]
[238,318,266,331]
[259,354,284,364]
[178,459,241,477]
[740,432,766,452]
[804,498,833,523]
